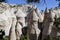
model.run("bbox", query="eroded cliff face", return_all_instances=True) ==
[0,2,43,40]
[0,2,35,35]
[0,2,60,40]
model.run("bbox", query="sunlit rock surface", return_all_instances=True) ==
[0,2,60,40]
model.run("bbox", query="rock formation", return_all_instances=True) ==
[0,2,60,40]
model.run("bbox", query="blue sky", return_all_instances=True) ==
[6,0,59,10]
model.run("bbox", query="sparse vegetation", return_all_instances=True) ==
[3,36,9,40]
[54,18,60,29]
[0,35,59,40]
[20,34,30,40]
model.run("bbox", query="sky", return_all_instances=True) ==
[5,0,59,10]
